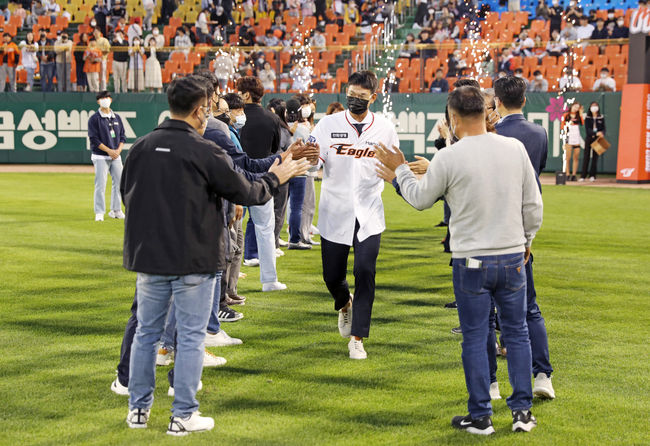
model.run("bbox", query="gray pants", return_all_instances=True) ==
[300,176,316,243]
[56,62,72,92]
[0,65,16,92]
[226,219,244,297]
[92,157,123,215]
[113,61,128,93]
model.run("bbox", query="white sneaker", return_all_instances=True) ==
[348,338,367,360]
[205,330,243,347]
[262,281,287,292]
[489,382,502,400]
[167,411,214,436]
[203,350,227,367]
[111,378,129,396]
[275,248,285,257]
[95,213,104,221]
[533,373,555,399]
[338,295,353,338]
[308,238,320,246]
[126,408,150,428]
[589,176,595,182]
[278,238,289,247]
[156,347,174,366]
[168,380,203,397]
[310,224,320,235]
[578,178,585,182]
[108,210,125,219]
[243,258,259,267]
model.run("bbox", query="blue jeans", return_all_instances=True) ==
[92,157,123,215]
[40,62,56,92]
[206,272,222,333]
[288,177,305,243]
[243,199,277,284]
[160,298,177,350]
[453,253,532,419]
[129,272,216,417]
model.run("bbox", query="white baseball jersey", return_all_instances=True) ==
[308,110,400,246]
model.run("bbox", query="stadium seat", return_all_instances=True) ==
[302,16,316,30]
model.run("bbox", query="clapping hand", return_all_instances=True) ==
[283,138,320,165]
[374,142,406,183]
[408,155,430,175]
[269,153,312,184]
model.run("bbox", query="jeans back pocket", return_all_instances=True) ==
[504,263,526,291]
[458,264,486,295]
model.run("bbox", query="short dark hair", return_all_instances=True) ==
[453,78,480,89]
[436,68,443,73]
[348,70,378,93]
[96,90,111,100]
[447,86,485,118]
[533,70,542,76]
[193,71,218,94]
[600,67,609,73]
[514,67,524,74]
[167,76,207,116]
[236,76,265,103]
[267,97,288,125]
[494,75,527,109]
[3,32,11,38]
[223,92,244,110]
[188,74,214,100]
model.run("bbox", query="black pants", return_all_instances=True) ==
[581,138,599,179]
[273,183,289,247]
[321,221,381,338]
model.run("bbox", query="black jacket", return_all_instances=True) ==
[240,103,281,159]
[120,119,279,275]
[584,115,605,141]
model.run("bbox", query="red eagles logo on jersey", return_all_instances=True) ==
[331,143,376,159]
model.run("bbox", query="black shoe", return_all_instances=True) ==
[451,326,462,335]
[512,410,537,432]
[435,220,448,227]
[451,414,495,435]
[218,305,244,322]
[444,301,457,309]
[570,175,577,181]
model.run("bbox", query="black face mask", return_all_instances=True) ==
[347,96,369,115]
[215,112,230,125]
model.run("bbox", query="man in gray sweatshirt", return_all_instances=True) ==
[375,86,543,436]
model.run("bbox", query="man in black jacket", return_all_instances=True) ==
[120,76,309,436]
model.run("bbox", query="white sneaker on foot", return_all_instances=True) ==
[262,281,287,291]
[203,350,227,367]
[489,382,501,400]
[168,380,203,397]
[578,178,585,182]
[275,248,285,257]
[310,224,320,235]
[589,176,595,182]
[126,408,150,428]
[156,347,174,366]
[243,258,259,267]
[167,411,214,436]
[108,210,125,219]
[95,213,104,221]
[348,338,367,360]
[533,373,555,399]
[205,330,243,347]
[278,238,289,247]
[111,378,129,396]
[338,295,353,338]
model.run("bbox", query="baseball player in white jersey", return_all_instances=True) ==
[307,71,400,359]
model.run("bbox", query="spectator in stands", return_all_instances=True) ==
[19,32,38,92]
[413,0,428,28]
[27,0,46,27]
[562,101,583,181]
[559,19,578,41]
[259,61,276,92]
[430,68,449,93]
[143,0,155,31]
[418,29,437,59]
[612,16,629,38]
[575,16,594,40]
[546,29,567,57]
[84,38,102,92]
[93,0,109,36]
[514,68,529,88]
[271,14,286,36]
[559,67,582,91]
[173,27,192,56]
[456,0,473,19]
[46,0,60,23]
[345,2,360,24]
[239,16,255,46]
[497,48,513,75]
[144,27,164,48]
[548,0,562,34]
[0,5,10,22]
[535,0,550,20]
[565,0,583,22]
[326,102,344,114]
[109,0,126,32]
[592,67,616,92]
[432,21,449,42]
[128,17,143,45]
[508,0,521,12]
[93,28,111,91]
[37,30,55,92]
[604,9,617,28]
[161,0,177,23]
[447,17,462,41]
[145,39,162,93]
[385,67,400,93]
[420,7,436,30]
[214,50,235,90]
[513,30,534,57]
[196,7,216,45]
[591,18,608,39]
[311,29,326,47]
[112,30,129,93]
[399,33,417,59]
[527,70,548,92]
[0,33,18,92]
[128,37,145,92]
[73,32,88,91]
[54,32,73,92]
[580,101,605,182]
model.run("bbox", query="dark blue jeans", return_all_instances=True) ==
[288,176,306,243]
[453,253,532,419]
[40,62,55,92]
[244,216,257,260]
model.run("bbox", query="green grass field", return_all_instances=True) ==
[1,173,649,446]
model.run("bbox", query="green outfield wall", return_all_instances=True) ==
[0,92,621,173]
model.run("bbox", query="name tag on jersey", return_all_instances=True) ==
[331,132,348,139]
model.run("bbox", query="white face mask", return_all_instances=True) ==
[590,106,599,113]
[234,113,247,129]
[617,20,624,26]
[99,98,112,109]
[153,29,159,35]
[536,75,543,80]
[515,73,522,78]
[301,107,312,119]
[601,73,607,78]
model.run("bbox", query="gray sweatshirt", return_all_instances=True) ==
[395,132,543,259]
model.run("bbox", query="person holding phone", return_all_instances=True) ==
[562,102,583,181]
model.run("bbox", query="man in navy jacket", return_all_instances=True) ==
[494,76,555,401]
